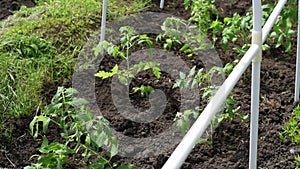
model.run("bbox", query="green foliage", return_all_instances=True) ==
[184,0,297,55]
[0,34,56,59]
[296,155,300,168]
[280,105,300,168]
[219,1,297,55]
[95,64,119,79]
[94,26,161,85]
[156,34,183,51]
[0,0,149,139]
[27,87,131,169]
[0,34,70,119]
[184,0,218,35]
[281,105,300,144]
[132,85,154,97]
[174,109,200,135]
[173,61,247,136]
[269,0,297,53]
[221,13,252,52]
[158,17,209,57]
[172,66,201,90]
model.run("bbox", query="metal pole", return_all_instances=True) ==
[160,0,165,9]
[249,0,262,168]
[295,0,300,102]
[99,0,108,55]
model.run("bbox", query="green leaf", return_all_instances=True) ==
[43,117,50,133]
[109,137,118,158]
[222,38,228,51]
[29,116,38,136]
[188,66,196,77]
[117,164,135,169]
[92,46,101,56]
[152,67,161,79]
[223,17,231,23]
[87,159,106,169]
[41,136,49,149]
[179,72,186,79]
[92,130,108,148]
[269,31,277,40]
[166,39,172,49]
[237,112,248,120]
[95,65,118,79]
[132,87,140,94]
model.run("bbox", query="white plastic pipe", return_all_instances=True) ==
[160,0,165,9]
[162,45,260,169]
[99,0,108,55]
[249,0,262,168]
[295,0,300,102]
[252,0,262,31]
[262,0,287,43]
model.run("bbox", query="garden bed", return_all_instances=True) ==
[0,0,299,168]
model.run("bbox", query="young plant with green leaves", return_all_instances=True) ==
[220,1,296,55]
[157,17,209,57]
[184,0,218,35]
[173,61,247,136]
[132,85,154,97]
[26,87,133,169]
[94,26,161,86]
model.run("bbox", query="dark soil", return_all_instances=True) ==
[1,0,300,169]
[0,0,35,20]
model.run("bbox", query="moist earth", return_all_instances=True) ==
[0,0,35,20]
[0,0,299,168]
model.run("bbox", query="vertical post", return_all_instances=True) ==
[250,0,262,168]
[160,0,165,9]
[295,0,300,102]
[99,0,108,55]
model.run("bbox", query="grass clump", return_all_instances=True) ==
[0,34,65,118]
[0,0,151,134]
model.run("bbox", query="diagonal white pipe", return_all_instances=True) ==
[161,45,260,169]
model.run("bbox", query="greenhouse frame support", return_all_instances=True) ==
[99,0,108,55]
[295,0,300,102]
[160,0,165,9]
[249,1,262,168]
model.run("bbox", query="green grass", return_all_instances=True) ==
[280,104,300,167]
[0,0,151,134]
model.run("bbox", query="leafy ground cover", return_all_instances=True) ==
[1,0,300,168]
